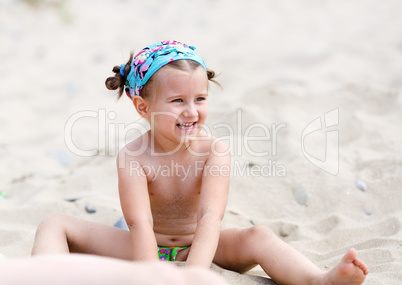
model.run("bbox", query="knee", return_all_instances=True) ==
[244,225,276,244]
[36,214,69,234]
[32,214,74,255]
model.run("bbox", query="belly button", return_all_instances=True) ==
[170,238,177,242]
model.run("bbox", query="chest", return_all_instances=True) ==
[146,158,205,213]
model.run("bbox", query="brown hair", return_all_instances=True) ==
[105,53,220,100]
[104,52,134,99]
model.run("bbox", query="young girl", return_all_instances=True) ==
[32,40,369,284]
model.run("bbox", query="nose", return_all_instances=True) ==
[183,102,198,118]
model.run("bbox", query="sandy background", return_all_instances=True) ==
[1,0,402,284]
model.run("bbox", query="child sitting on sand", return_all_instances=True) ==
[32,40,369,284]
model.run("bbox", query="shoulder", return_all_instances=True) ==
[116,132,150,169]
[193,133,231,162]
[210,136,230,155]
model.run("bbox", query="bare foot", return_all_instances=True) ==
[322,248,369,285]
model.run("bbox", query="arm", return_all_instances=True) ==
[186,140,231,268]
[117,148,158,261]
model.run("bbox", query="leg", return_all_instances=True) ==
[1,254,229,285]
[32,214,132,259]
[213,226,368,285]
[214,226,323,281]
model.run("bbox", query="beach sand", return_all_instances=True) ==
[1,0,401,284]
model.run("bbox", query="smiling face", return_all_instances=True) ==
[136,63,209,151]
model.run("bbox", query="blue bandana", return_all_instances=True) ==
[124,40,207,99]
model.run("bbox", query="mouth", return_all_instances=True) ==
[177,122,197,131]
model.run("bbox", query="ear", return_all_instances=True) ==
[132,96,150,118]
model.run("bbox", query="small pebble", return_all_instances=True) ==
[228,210,240,216]
[65,81,78,95]
[279,223,298,238]
[47,150,73,167]
[291,186,309,205]
[0,192,6,199]
[114,216,129,230]
[363,209,373,216]
[356,180,367,192]
[247,162,257,167]
[250,220,255,225]
[63,196,81,202]
[85,204,97,214]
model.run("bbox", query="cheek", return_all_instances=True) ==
[149,105,180,121]
[200,105,208,118]
[160,114,179,125]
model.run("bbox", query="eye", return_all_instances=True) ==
[171,98,183,103]
[195,96,206,102]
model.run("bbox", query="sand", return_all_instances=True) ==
[1,0,402,284]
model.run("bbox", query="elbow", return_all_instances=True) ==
[126,218,153,231]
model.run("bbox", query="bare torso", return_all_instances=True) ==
[148,158,204,246]
[131,135,211,247]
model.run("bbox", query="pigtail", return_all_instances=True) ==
[206,69,221,87]
[105,52,134,99]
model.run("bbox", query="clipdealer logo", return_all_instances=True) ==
[63,108,339,176]
[301,108,339,175]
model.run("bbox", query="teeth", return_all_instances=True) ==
[178,122,195,129]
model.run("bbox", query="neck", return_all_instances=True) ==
[148,132,193,156]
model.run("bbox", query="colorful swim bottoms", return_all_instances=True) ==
[157,246,189,261]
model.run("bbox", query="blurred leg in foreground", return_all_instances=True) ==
[0,254,229,285]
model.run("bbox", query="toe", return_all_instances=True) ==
[343,248,357,263]
[353,259,369,275]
